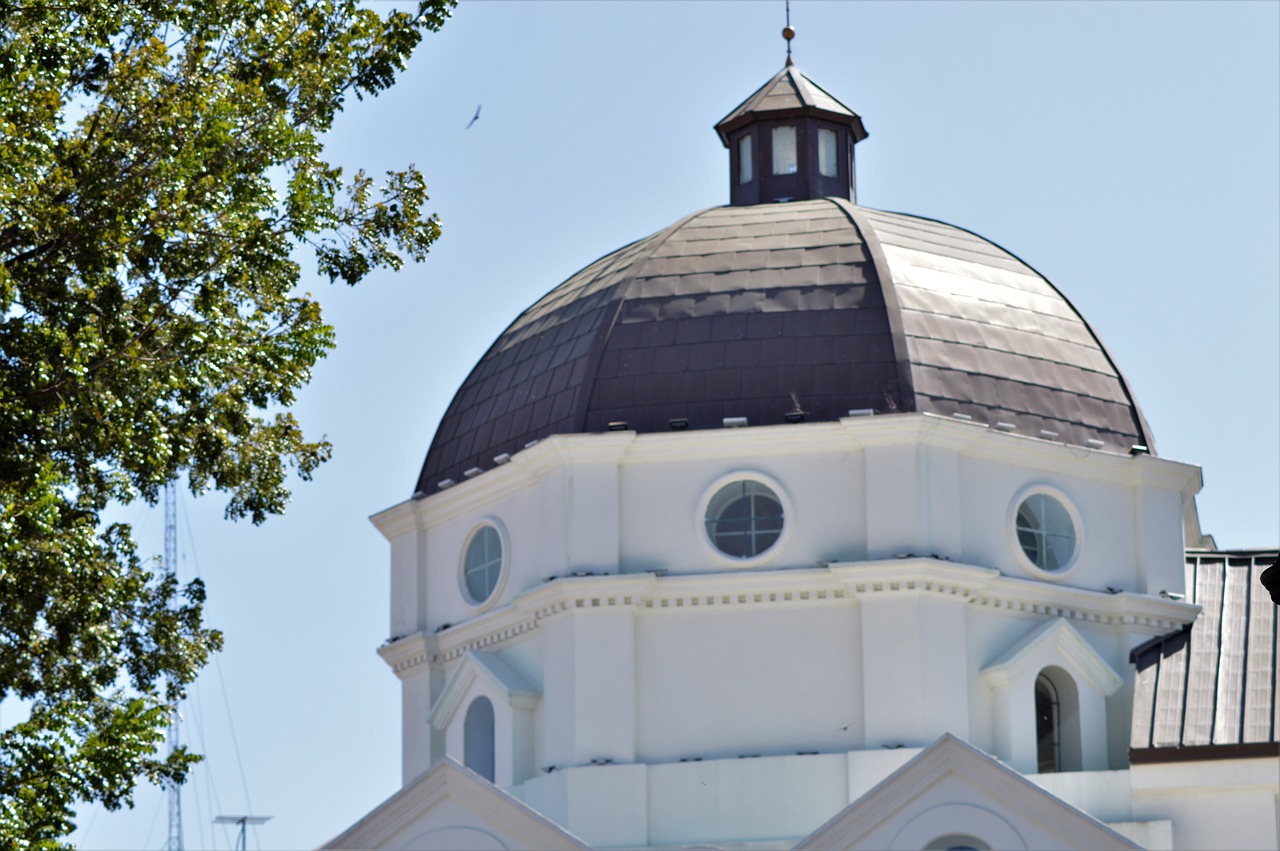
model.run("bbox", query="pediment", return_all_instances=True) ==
[980,617,1122,696]
[795,734,1139,850]
[428,649,540,731]
[319,758,588,850]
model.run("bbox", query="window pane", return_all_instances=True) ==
[706,480,784,558]
[1035,675,1060,772]
[772,126,797,175]
[1016,494,1075,571]
[464,525,503,603]
[818,128,837,177]
[739,134,753,184]
[1045,532,1074,571]
[464,697,496,782]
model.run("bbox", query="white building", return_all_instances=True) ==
[324,59,1279,851]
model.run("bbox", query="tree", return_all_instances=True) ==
[0,0,452,842]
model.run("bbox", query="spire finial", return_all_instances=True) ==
[783,0,795,66]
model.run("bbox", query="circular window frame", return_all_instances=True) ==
[458,518,510,610]
[696,471,792,567]
[1006,483,1083,580]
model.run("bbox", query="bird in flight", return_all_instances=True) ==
[466,105,481,129]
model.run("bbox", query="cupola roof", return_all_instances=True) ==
[714,65,868,147]
[716,65,869,206]
[413,64,1154,494]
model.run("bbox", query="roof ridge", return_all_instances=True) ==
[859,206,1157,452]
[571,206,719,434]
[785,65,816,108]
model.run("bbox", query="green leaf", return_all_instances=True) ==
[0,0,453,841]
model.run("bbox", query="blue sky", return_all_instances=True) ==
[68,2,1278,848]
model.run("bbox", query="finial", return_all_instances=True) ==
[783,0,795,66]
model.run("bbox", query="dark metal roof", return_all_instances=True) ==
[1130,550,1280,755]
[714,65,868,147]
[416,199,1154,493]
[857,205,1154,455]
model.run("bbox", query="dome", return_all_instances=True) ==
[416,197,1152,492]
[416,66,1153,494]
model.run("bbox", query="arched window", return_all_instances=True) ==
[1035,674,1060,772]
[926,835,992,851]
[463,696,495,782]
[1034,666,1081,772]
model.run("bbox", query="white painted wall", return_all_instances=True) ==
[1131,758,1280,850]
[369,415,1223,848]
[635,604,862,761]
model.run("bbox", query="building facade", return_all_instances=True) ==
[325,61,1279,851]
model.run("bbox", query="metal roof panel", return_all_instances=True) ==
[417,200,1154,491]
[1132,551,1280,752]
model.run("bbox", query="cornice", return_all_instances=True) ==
[905,413,1200,492]
[543,431,635,465]
[368,414,1198,540]
[371,415,1203,542]
[413,461,542,529]
[829,559,1002,595]
[372,433,635,536]
[380,560,1200,677]
[377,631,435,676]
[369,497,417,540]
[618,420,854,464]
[965,573,1199,636]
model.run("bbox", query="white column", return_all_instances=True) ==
[858,591,970,747]
[388,527,428,638]
[541,606,638,768]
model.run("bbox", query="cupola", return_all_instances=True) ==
[412,29,1153,494]
[715,63,869,206]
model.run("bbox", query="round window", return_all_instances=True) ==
[704,480,784,559]
[463,525,503,605]
[1015,492,1076,572]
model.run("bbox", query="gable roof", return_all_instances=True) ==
[319,758,588,851]
[428,649,540,731]
[980,616,1123,697]
[1130,549,1280,761]
[795,734,1140,850]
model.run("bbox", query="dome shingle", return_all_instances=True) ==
[416,198,1153,493]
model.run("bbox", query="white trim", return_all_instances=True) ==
[891,803,1025,851]
[980,617,1123,696]
[377,631,433,675]
[378,562,1199,675]
[795,734,1142,850]
[428,649,541,732]
[1008,483,1084,581]
[369,416,1204,539]
[458,517,511,612]
[318,757,588,850]
[694,470,794,567]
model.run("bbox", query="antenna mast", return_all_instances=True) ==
[215,815,272,851]
[164,481,183,851]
